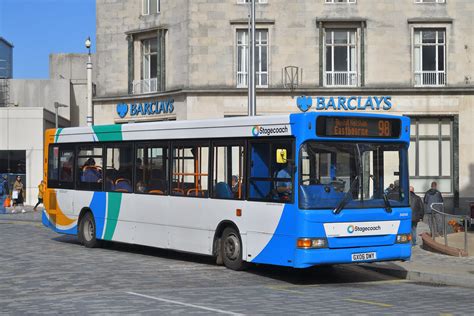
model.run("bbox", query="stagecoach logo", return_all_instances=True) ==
[116,99,175,119]
[347,224,382,234]
[252,125,289,137]
[296,96,393,112]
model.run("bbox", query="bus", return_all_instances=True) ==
[42,112,411,270]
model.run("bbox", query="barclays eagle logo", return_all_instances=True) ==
[296,96,312,112]
[116,103,128,118]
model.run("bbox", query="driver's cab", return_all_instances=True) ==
[299,141,408,211]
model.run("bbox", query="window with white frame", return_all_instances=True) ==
[142,0,160,15]
[236,29,268,88]
[409,117,453,194]
[141,38,158,92]
[324,29,358,87]
[415,0,445,3]
[237,0,268,3]
[413,29,446,86]
[326,0,356,3]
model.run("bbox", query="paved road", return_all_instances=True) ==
[1,216,473,315]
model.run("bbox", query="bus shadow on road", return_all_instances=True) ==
[245,263,402,285]
[52,235,217,266]
[52,235,402,285]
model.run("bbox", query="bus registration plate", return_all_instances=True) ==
[351,252,376,261]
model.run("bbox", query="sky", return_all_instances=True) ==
[0,0,96,79]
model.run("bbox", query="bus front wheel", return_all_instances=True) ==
[221,227,246,271]
[79,212,101,248]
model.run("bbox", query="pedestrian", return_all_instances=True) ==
[12,176,25,214]
[409,186,424,246]
[33,180,45,211]
[423,181,444,236]
[0,175,7,214]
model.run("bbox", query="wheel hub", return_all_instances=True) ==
[224,234,239,261]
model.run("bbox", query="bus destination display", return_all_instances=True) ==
[316,117,401,138]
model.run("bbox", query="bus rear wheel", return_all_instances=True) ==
[79,212,101,248]
[221,227,246,271]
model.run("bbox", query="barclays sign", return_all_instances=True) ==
[116,99,175,119]
[296,96,393,112]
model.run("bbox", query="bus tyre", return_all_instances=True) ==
[79,212,101,248]
[222,227,246,271]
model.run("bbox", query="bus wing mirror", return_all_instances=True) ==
[276,149,287,164]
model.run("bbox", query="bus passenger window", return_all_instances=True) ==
[77,146,103,191]
[105,144,133,193]
[59,150,74,183]
[172,143,209,198]
[248,140,293,203]
[136,144,168,195]
[212,144,245,199]
[48,146,59,187]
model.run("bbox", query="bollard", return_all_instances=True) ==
[0,195,5,214]
[443,214,447,246]
[431,212,435,241]
[465,216,468,254]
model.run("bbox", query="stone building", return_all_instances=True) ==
[93,0,474,213]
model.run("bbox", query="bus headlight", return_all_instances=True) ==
[396,234,412,243]
[297,238,328,249]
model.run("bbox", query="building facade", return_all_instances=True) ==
[93,0,474,213]
[0,37,13,79]
[0,51,94,205]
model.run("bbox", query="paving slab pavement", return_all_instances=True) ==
[361,220,474,288]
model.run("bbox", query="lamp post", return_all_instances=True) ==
[247,0,256,117]
[85,37,93,126]
[54,102,68,129]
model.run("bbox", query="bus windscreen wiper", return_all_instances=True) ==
[333,176,359,215]
[382,192,393,213]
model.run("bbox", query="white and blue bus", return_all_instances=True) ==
[43,112,411,270]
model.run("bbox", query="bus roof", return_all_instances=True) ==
[50,112,409,144]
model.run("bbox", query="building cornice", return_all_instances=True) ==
[407,18,453,24]
[93,86,474,102]
[125,25,169,36]
[229,19,275,25]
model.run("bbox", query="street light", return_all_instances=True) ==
[54,102,69,129]
[248,0,256,117]
[85,36,93,126]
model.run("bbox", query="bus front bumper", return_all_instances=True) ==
[293,243,411,268]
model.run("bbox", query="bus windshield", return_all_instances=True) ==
[299,142,409,210]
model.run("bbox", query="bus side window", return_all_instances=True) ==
[48,145,60,188]
[172,143,209,198]
[58,149,74,185]
[136,144,168,195]
[248,140,293,203]
[212,143,245,200]
[105,144,133,193]
[77,146,103,191]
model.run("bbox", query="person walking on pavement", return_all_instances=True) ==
[12,176,25,214]
[424,181,444,236]
[0,175,8,214]
[409,186,424,246]
[33,180,45,211]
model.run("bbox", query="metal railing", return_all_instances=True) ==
[132,78,158,94]
[415,71,446,86]
[429,203,468,253]
[325,71,357,87]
